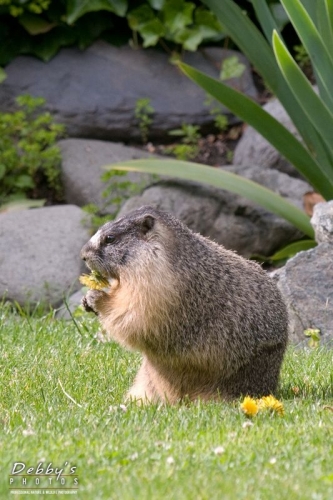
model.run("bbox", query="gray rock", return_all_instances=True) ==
[0,43,257,141]
[59,139,157,213]
[0,205,89,307]
[311,201,333,244]
[274,243,333,344]
[118,164,311,258]
[233,97,301,178]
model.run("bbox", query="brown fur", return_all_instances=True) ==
[81,206,289,404]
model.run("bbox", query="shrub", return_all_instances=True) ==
[0,1,289,67]
[0,94,65,207]
[0,0,225,65]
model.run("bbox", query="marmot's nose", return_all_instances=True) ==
[81,243,93,262]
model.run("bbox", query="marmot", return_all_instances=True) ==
[81,206,288,404]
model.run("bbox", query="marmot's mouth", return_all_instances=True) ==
[85,261,119,282]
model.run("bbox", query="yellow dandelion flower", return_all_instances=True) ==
[241,396,259,417]
[259,395,284,416]
[79,271,109,290]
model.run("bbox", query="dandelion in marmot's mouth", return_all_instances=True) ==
[79,270,109,290]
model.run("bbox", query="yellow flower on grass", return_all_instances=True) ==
[258,395,284,416]
[240,396,259,417]
[79,271,109,290]
[240,395,285,417]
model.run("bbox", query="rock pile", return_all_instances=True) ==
[1,43,332,344]
[274,202,333,344]
[0,43,257,141]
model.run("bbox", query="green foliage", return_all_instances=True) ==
[111,1,333,246]
[204,94,228,132]
[293,43,311,71]
[268,239,316,260]
[0,0,224,65]
[1,310,333,499]
[0,94,65,206]
[192,0,333,200]
[220,55,246,80]
[82,203,113,234]
[134,97,154,144]
[0,1,291,66]
[82,169,145,232]
[112,0,329,246]
[168,123,201,143]
[166,123,201,160]
[253,239,317,264]
[0,0,51,18]
[165,143,196,161]
[128,0,224,51]
[0,1,128,65]
[66,0,127,24]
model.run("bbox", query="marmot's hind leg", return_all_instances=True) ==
[221,344,286,398]
[125,358,159,404]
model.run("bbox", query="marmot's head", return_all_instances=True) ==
[81,206,179,281]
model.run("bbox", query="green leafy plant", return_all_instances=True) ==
[166,123,201,160]
[107,0,333,252]
[134,97,154,144]
[204,94,228,133]
[0,0,224,66]
[220,54,246,80]
[127,0,224,51]
[178,0,333,198]
[252,239,317,265]
[0,1,291,67]
[293,43,311,72]
[0,0,51,17]
[0,0,128,65]
[0,94,65,207]
[82,169,146,233]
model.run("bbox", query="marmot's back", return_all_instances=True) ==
[81,206,289,403]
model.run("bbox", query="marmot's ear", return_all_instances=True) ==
[141,215,155,235]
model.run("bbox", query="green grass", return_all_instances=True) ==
[1,305,333,500]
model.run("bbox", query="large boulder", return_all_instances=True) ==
[0,205,89,307]
[0,43,257,141]
[274,243,333,344]
[233,97,301,178]
[118,164,311,258]
[274,201,333,344]
[310,200,333,244]
[59,138,157,214]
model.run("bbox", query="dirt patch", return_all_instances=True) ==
[144,124,244,167]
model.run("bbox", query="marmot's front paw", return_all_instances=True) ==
[82,290,107,315]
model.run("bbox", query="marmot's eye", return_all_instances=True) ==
[105,235,116,244]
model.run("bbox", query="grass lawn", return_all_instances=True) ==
[1,304,333,500]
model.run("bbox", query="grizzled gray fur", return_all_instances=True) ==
[81,206,288,403]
